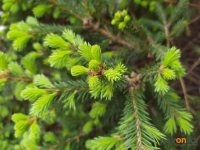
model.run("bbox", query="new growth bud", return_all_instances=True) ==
[89,60,100,71]
[88,76,100,88]
[122,10,128,16]
[71,65,89,76]
[104,69,121,82]
[33,43,42,51]
[111,19,118,25]
[118,22,126,29]
[0,78,7,84]
[124,15,131,22]
[115,11,122,18]
[163,68,175,80]
[91,45,102,62]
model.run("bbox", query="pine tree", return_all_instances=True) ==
[0,0,199,150]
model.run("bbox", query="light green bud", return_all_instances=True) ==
[115,11,122,18]
[163,68,175,80]
[91,45,102,62]
[33,43,42,51]
[124,15,131,22]
[88,76,100,88]
[89,60,99,71]
[71,65,89,76]
[104,69,121,82]
[118,22,126,29]
[111,19,118,25]
[122,10,128,16]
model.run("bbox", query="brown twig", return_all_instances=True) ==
[187,58,200,75]
[47,132,88,150]
[8,77,32,82]
[89,22,135,49]
[164,22,170,48]
[0,73,32,82]
[179,78,190,112]
[189,14,200,25]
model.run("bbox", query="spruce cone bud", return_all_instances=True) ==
[118,22,126,29]
[122,10,128,16]
[124,15,130,22]
[115,11,122,18]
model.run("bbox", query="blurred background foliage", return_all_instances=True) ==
[0,0,200,149]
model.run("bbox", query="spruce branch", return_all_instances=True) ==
[0,71,32,83]
[48,122,118,150]
[156,92,193,136]
[45,132,88,150]
[130,88,143,149]
[1,1,197,149]
[115,74,166,149]
[112,9,166,56]
[89,22,134,48]
[48,0,135,49]
[6,17,68,51]
[48,0,84,21]
[128,20,166,54]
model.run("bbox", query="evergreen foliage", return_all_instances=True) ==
[86,137,119,150]
[0,0,199,150]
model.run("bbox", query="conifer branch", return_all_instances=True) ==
[0,71,32,82]
[130,88,143,149]
[82,0,92,18]
[48,0,84,21]
[47,132,88,150]
[89,22,134,49]
[7,76,32,82]
[156,92,193,135]
[48,0,135,49]
[0,1,197,149]
[128,20,166,54]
